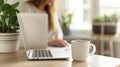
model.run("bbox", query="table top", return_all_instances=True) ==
[0,49,120,67]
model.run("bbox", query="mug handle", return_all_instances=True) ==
[89,44,96,55]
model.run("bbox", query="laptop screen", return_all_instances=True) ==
[17,13,48,50]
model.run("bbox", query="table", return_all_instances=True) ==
[93,34,116,56]
[0,49,120,67]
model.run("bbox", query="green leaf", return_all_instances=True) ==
[0,1,19,33]
[5,9,17,16]
[12,2,19,8]
[0,0,4,6]
[0,4,12,12]
[61,12,73,28]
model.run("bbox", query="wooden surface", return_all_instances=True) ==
[0,49,120,67]
[116,65,120,67]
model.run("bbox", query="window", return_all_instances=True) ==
[100,0,120,15]
[69,0,83,30]
[68,0,120,34]
[68,0,91,31]
[99,0,120,33]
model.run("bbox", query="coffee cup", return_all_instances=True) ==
[71,40,96,61]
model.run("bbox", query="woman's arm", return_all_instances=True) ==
[48,13,69,47]
[54,13,63,39]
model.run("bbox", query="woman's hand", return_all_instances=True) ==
[48,39,69,47]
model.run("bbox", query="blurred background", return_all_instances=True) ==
[7,0,120,58]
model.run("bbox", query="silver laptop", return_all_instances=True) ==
[17,13,71,60]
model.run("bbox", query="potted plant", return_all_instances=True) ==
[92,14,119,35]
[0,0,19,53]
[60,12,73,35]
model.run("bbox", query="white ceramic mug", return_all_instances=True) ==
[71,40,96,61]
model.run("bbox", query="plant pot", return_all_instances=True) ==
[62,26,70,36]
[92,23,117,35]
[0,33,20,53]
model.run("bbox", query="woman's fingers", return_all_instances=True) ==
[48,39,69,47]
[57,40,68,47]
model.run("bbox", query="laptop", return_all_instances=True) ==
[17,13,71,60]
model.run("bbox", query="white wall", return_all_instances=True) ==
[7,0,23,4]
[7,0,28,3]
[91,0,99,19]
[56,0,68,17]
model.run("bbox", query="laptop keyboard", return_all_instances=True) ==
[32,49,53,58]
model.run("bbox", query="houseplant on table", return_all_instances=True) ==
[92,14,119,35]
[0,0,20,53]
[60,12,73,35]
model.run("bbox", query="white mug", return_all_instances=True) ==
[71,40,96,61]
